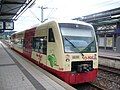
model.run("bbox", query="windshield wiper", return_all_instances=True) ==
[81,39,95,52]
[65,37,84,56]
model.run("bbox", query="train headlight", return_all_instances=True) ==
[65,54,70,62]
[66,58,70,62]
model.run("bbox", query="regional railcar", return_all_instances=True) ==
[10,20,98,84]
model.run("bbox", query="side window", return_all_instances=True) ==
[32,37,47,55]
[43,37,47,54]
[48,28,55,42]
[14,38,23,48]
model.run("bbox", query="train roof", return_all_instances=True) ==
[44,19,93,27]
[11,19,93,36]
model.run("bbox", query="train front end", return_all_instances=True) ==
[59,22,98,84]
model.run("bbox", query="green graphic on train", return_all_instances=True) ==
[48,54,57,67]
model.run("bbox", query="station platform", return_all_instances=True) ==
[99,49,120,60]
[98,49,120,69]
[0,41,76,90]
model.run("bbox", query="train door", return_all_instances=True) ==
[23,28,35,57]
[47,28,57,68]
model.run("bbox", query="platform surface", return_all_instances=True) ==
[0,41,76,90]
[99,49,120,60]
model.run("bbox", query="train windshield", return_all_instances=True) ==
[59,23,97,53]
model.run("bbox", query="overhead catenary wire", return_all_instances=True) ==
[80,0,120,16]
[46,8,57,20]
[90,0,120,8]
[29,9,41,22]
[29,5,57,23]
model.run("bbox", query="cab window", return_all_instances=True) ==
[48,28,55,42]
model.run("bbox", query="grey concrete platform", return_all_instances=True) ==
[0,41,76,90]
[98,49,120,69]
[99,49,120,60]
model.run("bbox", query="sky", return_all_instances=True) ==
[14,0,120,32]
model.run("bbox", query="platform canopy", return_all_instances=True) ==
[74,7,120,25]
[0,0,36,21]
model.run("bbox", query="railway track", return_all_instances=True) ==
[98,65,120,84]
[73,82,106,90]
[89,82,106,90]
[74,65,120,90]
[95,65,120,90]
[99,65,120,75]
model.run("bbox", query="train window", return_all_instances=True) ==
[32,37,47,55]
[14,38,24,48]
[48,28,55,42]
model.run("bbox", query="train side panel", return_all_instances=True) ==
[23,27,36,58]
[11,31,25,53]
[47,22,65,71]
[31,25,48,66]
